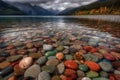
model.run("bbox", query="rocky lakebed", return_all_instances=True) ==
[0,17,120,80]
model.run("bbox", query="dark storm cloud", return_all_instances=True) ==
[3,0,98,11]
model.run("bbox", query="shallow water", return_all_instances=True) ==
[0,16,120,80]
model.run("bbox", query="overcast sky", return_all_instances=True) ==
[3,0,98,11]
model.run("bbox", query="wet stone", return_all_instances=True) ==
[81,77,91,80]
[36,56,47,65]
[42,65,55,74]
[57,62,65,74]
[6,55,23,62]
[83,53,99,62]
[51,75,61,80]
[46,59,59,66]
[99,62,113,72]
[37,71,50,80]
[0,61,10,69]
[43,44,53,51]
[24,64,41,78]
[65,55,73,60]
[29,53,42,59]
[86,70,99,78]
[26,43,34,49]
[79,64,88,72]
[100,71,108,77]
[77,70,85,77]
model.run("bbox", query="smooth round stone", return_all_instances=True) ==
[92,77,109,80]
[114,74,120,80]
[26,43,34,49]
[9,49,17,56]
[45,50,57,57]
[48,56,56,60]
[64,69,77,79]
[36,56,47,65]
[19,57,33,69]
[99,62,113,72]
[63,49,69,54]
[43,44,53,51]
[56,46,64,51]
[37,71,50,80]
[77,70,85,77]
[65,55,73,60]
[64,60,78,70]
[29,53,42,59]
[57,62,65,74]
[86,71,99,78]
[100,71,108,77]
[6,55,23,62]
[84,61,100,71]
[83,53,99,62]
[56,52,64,60]
[42,65,55,73]
[114,70,120,74]
[17,49,27,55]
[64,69,76,76]
[70,45,82,50]
[98,49,108,54]
[24,64,41,78]
[28,48,37,53]
[51,75,61,80]
[81,77,91,80]
[79,64,88,72]
[0,57,5,62]
[46,59,59,66]
[103,53,115,61]
[0,61,10,69]
[13,41,23,47]
[6,45,14,50]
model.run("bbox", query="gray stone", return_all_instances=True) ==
[37,71,50,80]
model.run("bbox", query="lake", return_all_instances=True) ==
[0,16,120,80]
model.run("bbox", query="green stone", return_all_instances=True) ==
[36,56,47,65]
[42,65,55,73]
[45,50,57,57]
[65,55,73,60]
[86,71,99,78]
[79,64,88,72]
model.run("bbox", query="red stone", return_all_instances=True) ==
[84,61,100,71]
[109,74,116,80]
[90,48,97,53]
[103,53,115,61]
[84,46,93,52]
[112,61,120,70]
[63,72,76,80]
[114,74,120,80]
[64,60,78,70]
[64,69,76,76]
[6,45,14,50]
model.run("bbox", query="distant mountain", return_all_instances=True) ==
[5,1,55,15]
[0,0,25,15]
[59,0,120,15]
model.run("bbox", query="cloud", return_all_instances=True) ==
[3,0,98,11]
